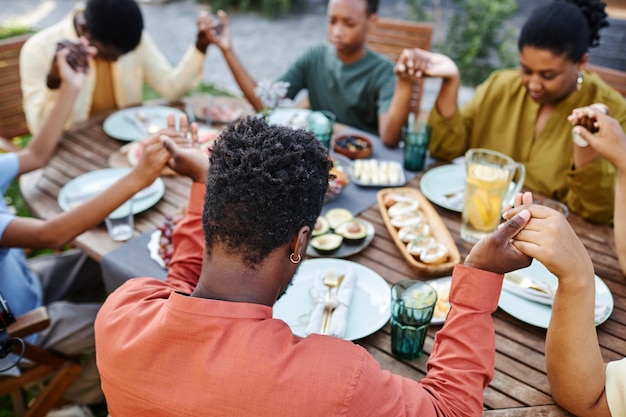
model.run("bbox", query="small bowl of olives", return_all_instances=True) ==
[332,132,373,159]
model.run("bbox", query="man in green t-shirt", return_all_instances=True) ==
[206,0,415,147]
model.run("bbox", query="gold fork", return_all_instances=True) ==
[505,272,555,296]
[320,270,339,334]
[321,274,345,335]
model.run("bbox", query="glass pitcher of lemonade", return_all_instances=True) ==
[461,149,526,243]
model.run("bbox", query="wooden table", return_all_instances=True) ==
[20,111,193,262]
[19,107,625,416]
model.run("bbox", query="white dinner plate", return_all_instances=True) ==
[306,219,375,258]
[426,276,452,325]
[419,164,465,212]
[273,258,391,340]
[58,168,165,214]
[498,259,614,328]
[103,105,186,141]
[266,108,311,129]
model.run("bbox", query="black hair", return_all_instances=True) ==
[202,116,332,268]
[518,0,609,62]
[365,0,379,16]
[84,0,144,53]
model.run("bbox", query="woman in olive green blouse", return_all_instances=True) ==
[395,0,625,224]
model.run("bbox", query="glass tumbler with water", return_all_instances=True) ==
[105,200,134,241]
[391,280,437,360]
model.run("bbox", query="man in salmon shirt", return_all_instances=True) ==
[95,115,579,416]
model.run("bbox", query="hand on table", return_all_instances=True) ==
[502,192,594,283]
[394,48,459,81]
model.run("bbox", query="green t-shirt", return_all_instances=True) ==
[278,44,395,135]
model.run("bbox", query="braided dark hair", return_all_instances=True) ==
[202,116,331,268]
[518,0,609,62]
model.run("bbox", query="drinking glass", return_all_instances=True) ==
[402,123,431,171]
[307,110,336,149]
[105,200,134,241]
[461,149,525,243]
[390,280,437,360]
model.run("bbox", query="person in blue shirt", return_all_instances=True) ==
[1,39,173,410]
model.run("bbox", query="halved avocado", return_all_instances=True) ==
[312,216,330,237]
[310,233,343,255]
[325,208,353,229]
[334,220,368,244]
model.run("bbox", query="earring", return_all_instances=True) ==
[576,72,584,91]
[289,253,301,264]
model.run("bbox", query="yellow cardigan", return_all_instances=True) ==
[428,69,626,224]
[19,5,206,135]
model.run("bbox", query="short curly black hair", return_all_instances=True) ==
[518,0,609,62]
[202,116,331,268]
[85,0,143,54]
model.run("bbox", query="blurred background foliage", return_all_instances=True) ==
[406,0,518,86]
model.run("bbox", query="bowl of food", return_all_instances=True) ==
[332,132,373,159]
[326,156,350,202]
[189,94,252,124]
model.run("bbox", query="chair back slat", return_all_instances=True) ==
[587,63,626,97]
[0,34,30,140]
[366,18,434,116]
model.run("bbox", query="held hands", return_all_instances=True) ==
[47,37,96,90]
[464,208,532,274]
[203,10,231,53]
[159,114,210,183]
[568,106,626,170]
[502,192,595,282]
[394,48,459,81]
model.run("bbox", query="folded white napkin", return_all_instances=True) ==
[305,266,356,338]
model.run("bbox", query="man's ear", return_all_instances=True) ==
[368,12,378,25]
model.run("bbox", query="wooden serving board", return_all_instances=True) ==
[377,187,461,276]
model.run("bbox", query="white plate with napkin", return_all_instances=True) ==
[498,259,613,328]
[273,258,391,340]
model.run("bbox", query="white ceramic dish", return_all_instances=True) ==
[103,105,185,141]
[266,108,311,129]
[349,159,407,187]
[273,258,391,340]
[58,168,164,214]
[419,164,465,212]
[498,259,614,328]
[306,219,375,258]
[426,276,452,325]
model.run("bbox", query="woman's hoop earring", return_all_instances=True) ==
[289,253,301,264]
[576,72,584,91]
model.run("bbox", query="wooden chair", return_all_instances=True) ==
[0,307,82,417]
[587,63,626,97]
[366,17,434,116]
[0,34,31,150]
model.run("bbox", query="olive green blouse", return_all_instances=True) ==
[428,69,626,224]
